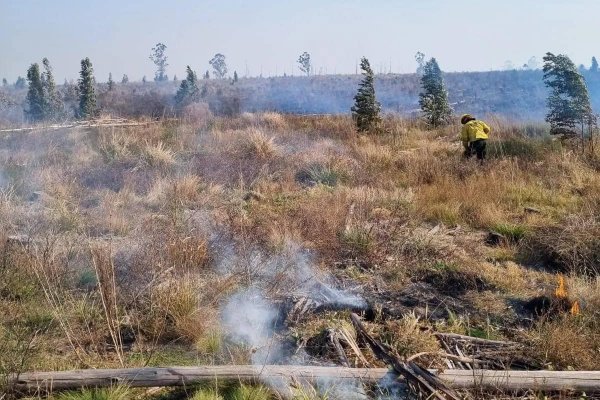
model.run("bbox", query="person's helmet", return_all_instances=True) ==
[461,114,475,124]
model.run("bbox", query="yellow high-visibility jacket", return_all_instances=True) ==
[460,120,490,144]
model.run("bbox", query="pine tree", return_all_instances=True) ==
[543,52,592,136]
[41,58,63,120]
[419,58,452,127]
[204,71,210,79]
[173,75,178,82]
[142,76,147,84]
[175,66,199,106]
[351,57,381,133]
[233,71,238,82]
[2,78,7,87]
[121,74,129,84]
[149,43,169,82]
[108,73,115,91]
[26,63,45,121]
[77,57,97,119]
[591,57,599,73]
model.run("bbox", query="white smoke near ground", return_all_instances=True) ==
[215,238,366,308]
[211,230,371,398]
[375,373,408,399]
[221,287,281,365]
[218,240,366,362]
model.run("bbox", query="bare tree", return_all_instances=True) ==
[297,52,311,76]
[209,53,228,79]
[149,43,169,82]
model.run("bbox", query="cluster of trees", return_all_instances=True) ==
[24,57,97,122]
[351,51,597,139]
[25,58,63,121]
[351,53,451,132]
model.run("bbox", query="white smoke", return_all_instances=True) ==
[191,211,371,398]
[221,287,281,365]
[218,240,366,362]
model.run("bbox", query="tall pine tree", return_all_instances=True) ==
[175,66,199,107]
[78,58,97,119]
[41,58,63,120]
[543,52,592,135]
[419,58,452,127]
[108,73,115,91]
[26,63,45,122]
[351,57,381,133]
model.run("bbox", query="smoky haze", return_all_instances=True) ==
[1,0,600,82]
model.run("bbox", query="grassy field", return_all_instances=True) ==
[1,112,599,399]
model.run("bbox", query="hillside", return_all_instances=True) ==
[1,113,599,399]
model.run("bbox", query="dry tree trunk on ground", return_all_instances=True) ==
[9,366,600,394]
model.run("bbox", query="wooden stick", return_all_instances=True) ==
[10,366,600,394]
[434,333,519,347]
[406,351,482,365]
[350,313,462,400]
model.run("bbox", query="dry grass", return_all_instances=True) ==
[140,140,176,168]
[1,113,600,398]
[378,313,441,361]
[529,316,600,370]
[240,128,279,160]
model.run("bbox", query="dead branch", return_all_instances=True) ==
[350,313,463,400]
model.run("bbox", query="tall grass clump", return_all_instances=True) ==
[240,128,279,160]
[296,163,345,187]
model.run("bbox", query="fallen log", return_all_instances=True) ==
[8,366,600,394]
[0,120,160,133]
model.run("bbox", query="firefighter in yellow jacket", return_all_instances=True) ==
[460,114,490,161]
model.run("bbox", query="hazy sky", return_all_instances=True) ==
[1,0,599,82]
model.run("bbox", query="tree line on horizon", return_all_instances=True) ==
[6,42,599,144]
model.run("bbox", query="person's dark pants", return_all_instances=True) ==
[466,139,487,161]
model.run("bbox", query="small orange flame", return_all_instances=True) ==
[570,300,581,316]
[555,275,568,299]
